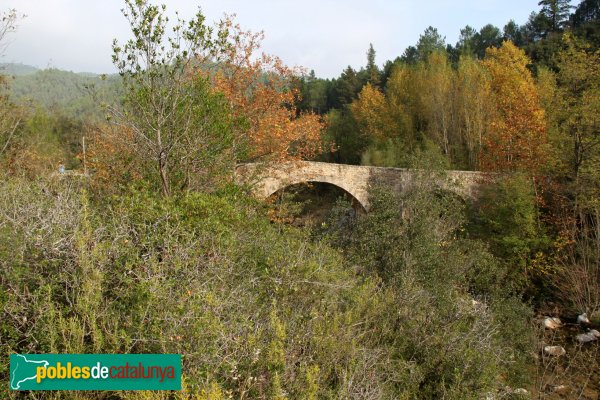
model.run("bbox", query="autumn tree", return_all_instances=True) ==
[454,55,494,169]
[535,66,564,176]
[384,65,417,149]
[481,41,548,173]
[351,71,414,167]
[351,84,390,141]
[110,0,236,196]
[417,51,455,157]
[352,54,467,168]
[84,123,145,195]
[209,18,325,164]
[389,51,458,164]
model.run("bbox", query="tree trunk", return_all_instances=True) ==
[159,152,170,197]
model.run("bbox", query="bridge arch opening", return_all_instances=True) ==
[266,181,365,227]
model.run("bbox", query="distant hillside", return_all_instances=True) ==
[0,63,40,76]
[0,63,104,78]
[1,64,122,120]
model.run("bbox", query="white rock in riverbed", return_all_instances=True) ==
[553,385,568,394]
[576,329,600,343]
[544,345,566,356]
[543,317,562,329]
[577,313,590,325]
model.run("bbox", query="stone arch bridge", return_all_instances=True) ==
[235,161,491,211]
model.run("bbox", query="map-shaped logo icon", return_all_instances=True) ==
[10,354,49,390]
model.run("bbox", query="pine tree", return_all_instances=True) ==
[333,66,360,107]
[416,26,446,61]
[366,43,381,87]
[538,0,573,31]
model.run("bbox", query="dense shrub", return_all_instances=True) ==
[467,174,554,292]
[0,174,537,399]
[0,177,383,399]
[321,172,535,398]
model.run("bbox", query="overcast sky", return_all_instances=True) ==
[2,0,549,78]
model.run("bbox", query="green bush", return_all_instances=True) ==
[467,174,553,291]
[0,173,536,399]
[0,177,383,399]
[321,177,535,398]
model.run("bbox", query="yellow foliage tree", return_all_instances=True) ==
[418,51,455,156]
[455,55,494,169]
[350,83,389,141]
[351,77,413,143]
[482,41,548,173]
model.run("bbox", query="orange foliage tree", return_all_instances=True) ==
[481,41,548,173]
[84,124,144,195]
[207,17,325,163]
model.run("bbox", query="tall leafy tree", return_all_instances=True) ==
[111,0,235,195]
[554,35,600,202]
[455,24,503,59]
[322,108,365,164]
[400,45,419,64]
[522,11,547,42]
[297,70,328,114]
[455,55,494,169]
[457,25,477,56]
[481,41,548,173]
[210,18,324,163]
[380,57,402,87]
[417,51,455,156]
[572,0,600,24]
